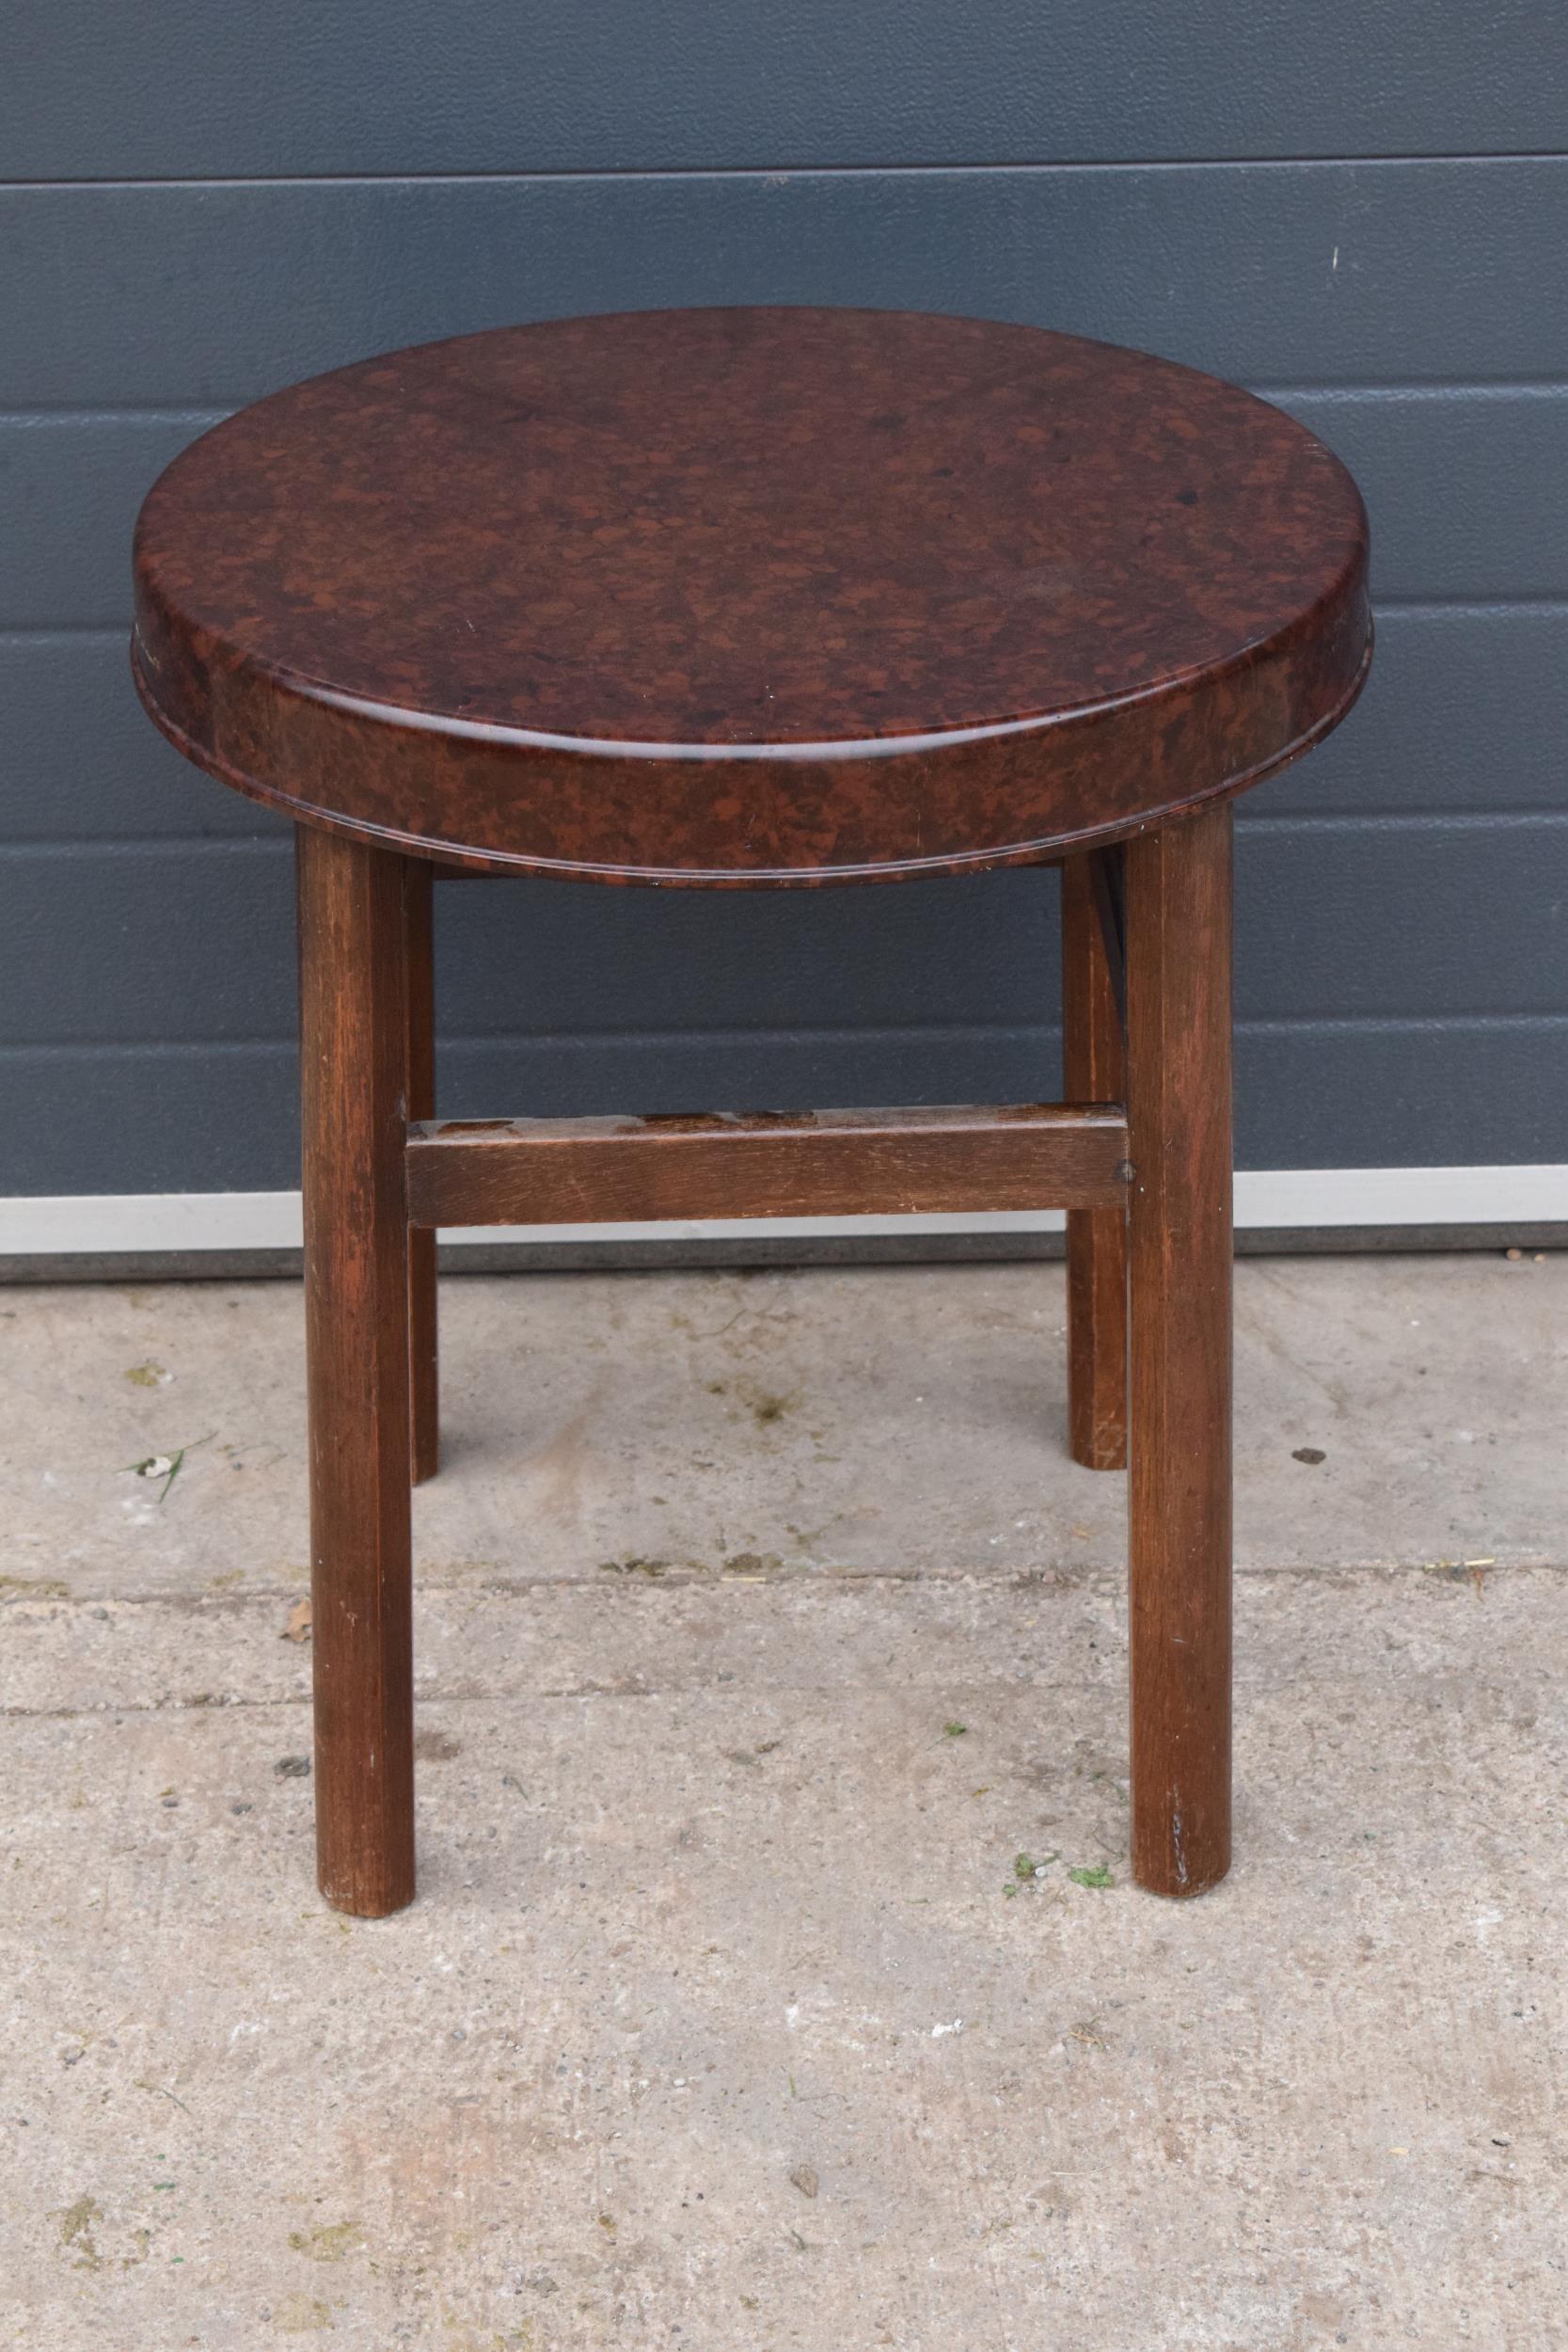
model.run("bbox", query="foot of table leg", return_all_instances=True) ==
[297,826,417,1916]
[1124,803,1233,1898]
[1063,850,1128,1470]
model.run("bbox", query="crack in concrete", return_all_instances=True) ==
[3,1555,1563,1617]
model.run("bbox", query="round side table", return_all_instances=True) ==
[132,308,1370,1914]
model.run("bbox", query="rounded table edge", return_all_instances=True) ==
[130,607,1372,888]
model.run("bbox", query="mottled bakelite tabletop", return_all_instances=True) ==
[133,308,1370,883]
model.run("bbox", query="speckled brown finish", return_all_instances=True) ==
[132,308,1370,884]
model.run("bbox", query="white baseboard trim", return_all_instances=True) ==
[1,1166,1562,1256]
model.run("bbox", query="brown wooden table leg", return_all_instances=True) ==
[1124,802,1233,1897]
[1062,850,1128,1470]
[404,858,439,1485]
[297,826,417,1916]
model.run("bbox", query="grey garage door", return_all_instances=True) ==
[4,4,1565,1198]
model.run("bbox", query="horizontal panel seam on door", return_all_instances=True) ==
[6,154,1568,192]
[10,598,1568,644]
[8,381,1568,425]
[3,1016,1564,1059]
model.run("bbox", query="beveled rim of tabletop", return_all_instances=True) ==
[132,307,1371,886]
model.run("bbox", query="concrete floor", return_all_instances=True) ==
[1,1251,1563,2349]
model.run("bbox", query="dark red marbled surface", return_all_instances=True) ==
[132,307,1370,882]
